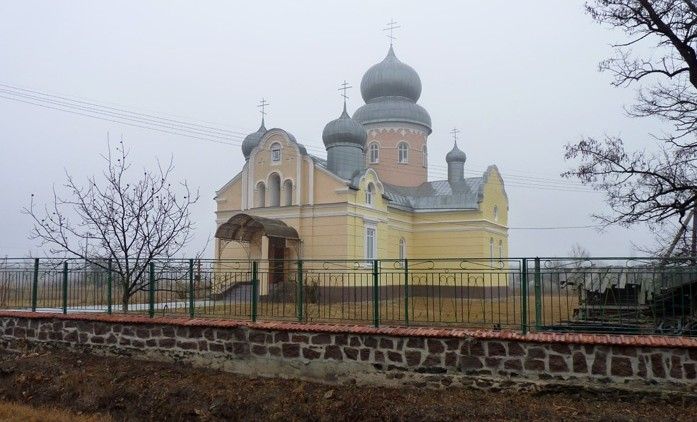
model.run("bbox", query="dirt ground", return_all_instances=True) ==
[1,348,697,421]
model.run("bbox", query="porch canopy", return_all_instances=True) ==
[215,213,299,242]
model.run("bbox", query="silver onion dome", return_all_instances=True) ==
[241,119,267,160]
[360,46,422,102]
[446,141,467,163]
[322,105,367,148]
[353,46,431,133]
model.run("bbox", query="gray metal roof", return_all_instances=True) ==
[353,45,432,134]
[216,213,300,241]
[446,141,467,163]
[241,119,267,160]
[382,178,484,210]
[309,156,493,210]
[322,105,367,148]
[361,46,422,102]
[353,97,432,133]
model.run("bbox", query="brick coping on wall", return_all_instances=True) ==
[1,310,696,350]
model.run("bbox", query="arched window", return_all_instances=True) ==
[498,240,503,259]
[268,173,281,207]
[422,145,427,168]
[366,182,375,206]
[368,142,379,164]
[271,142,282,163]
[399,238,406,261]
[493,205,499,222]
[489,237,494,266]
[255,182,266,208]
[282,179,293,206]
[398,142,408,164]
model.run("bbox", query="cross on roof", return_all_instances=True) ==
[257,98,269,120]
[450,127,460,144]
[383,18,401,46]
[338,80,352,106]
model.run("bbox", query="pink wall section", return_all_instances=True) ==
[366,128,427,187]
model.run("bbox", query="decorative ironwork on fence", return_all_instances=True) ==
[0,257,696,336]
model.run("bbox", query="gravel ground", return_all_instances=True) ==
[0,348,696,421]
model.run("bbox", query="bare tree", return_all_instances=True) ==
[563,0,697,256]
[24,139,200,311]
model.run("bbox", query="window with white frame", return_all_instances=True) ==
[422,145,427,168]
[498,239,503,259]
[271,142,281,162]
[369,142,379,164]
[489,237,494,266]
[365,225,377,260]
[398,142,408,164]
[399,237,406,261]
[366,182,375,206]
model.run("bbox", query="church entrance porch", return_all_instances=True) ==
[215,213,300,296]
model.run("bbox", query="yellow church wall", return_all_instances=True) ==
[213,131,510,289]
[478,166,509,227]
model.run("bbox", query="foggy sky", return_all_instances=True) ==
[0,1,668,258]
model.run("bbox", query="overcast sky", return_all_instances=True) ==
[0,1,670,258]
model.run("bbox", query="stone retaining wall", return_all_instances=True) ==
[1,312,697,392]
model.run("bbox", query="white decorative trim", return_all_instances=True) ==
[296,150,302,205]
[306,156,314,206]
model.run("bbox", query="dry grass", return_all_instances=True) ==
[0,401,109,422]
[0,276,580,329]
[150,293,579,330]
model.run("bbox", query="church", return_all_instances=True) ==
[214,44,508,267]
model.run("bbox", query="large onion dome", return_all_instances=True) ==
[322,104,368,148]
[446,141,467,163]
[353,46,431,133]
[241,119,267,160]
[360,46,422,102]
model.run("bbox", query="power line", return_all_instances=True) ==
[507,225,602,230]
[0,82,596,193]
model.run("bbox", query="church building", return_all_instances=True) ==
[214,44,509,265]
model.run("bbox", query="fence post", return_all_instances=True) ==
[31,258,39,312]
[296,260,303,322]
[107,259,112,315]
[534,257,541,331]
[188,259,195,319]
[251,261,258,322]
[372,259,380,328]
[404,258,409,326]
[521,258,528,335]
[62,261,68,315]
[148,262,155,318]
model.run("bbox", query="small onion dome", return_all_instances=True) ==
[446,141,467,163]
[360,46,422,103]
[241,119,267,160]
[322,105,367,148]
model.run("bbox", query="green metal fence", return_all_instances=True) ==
[1,257,696,336]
